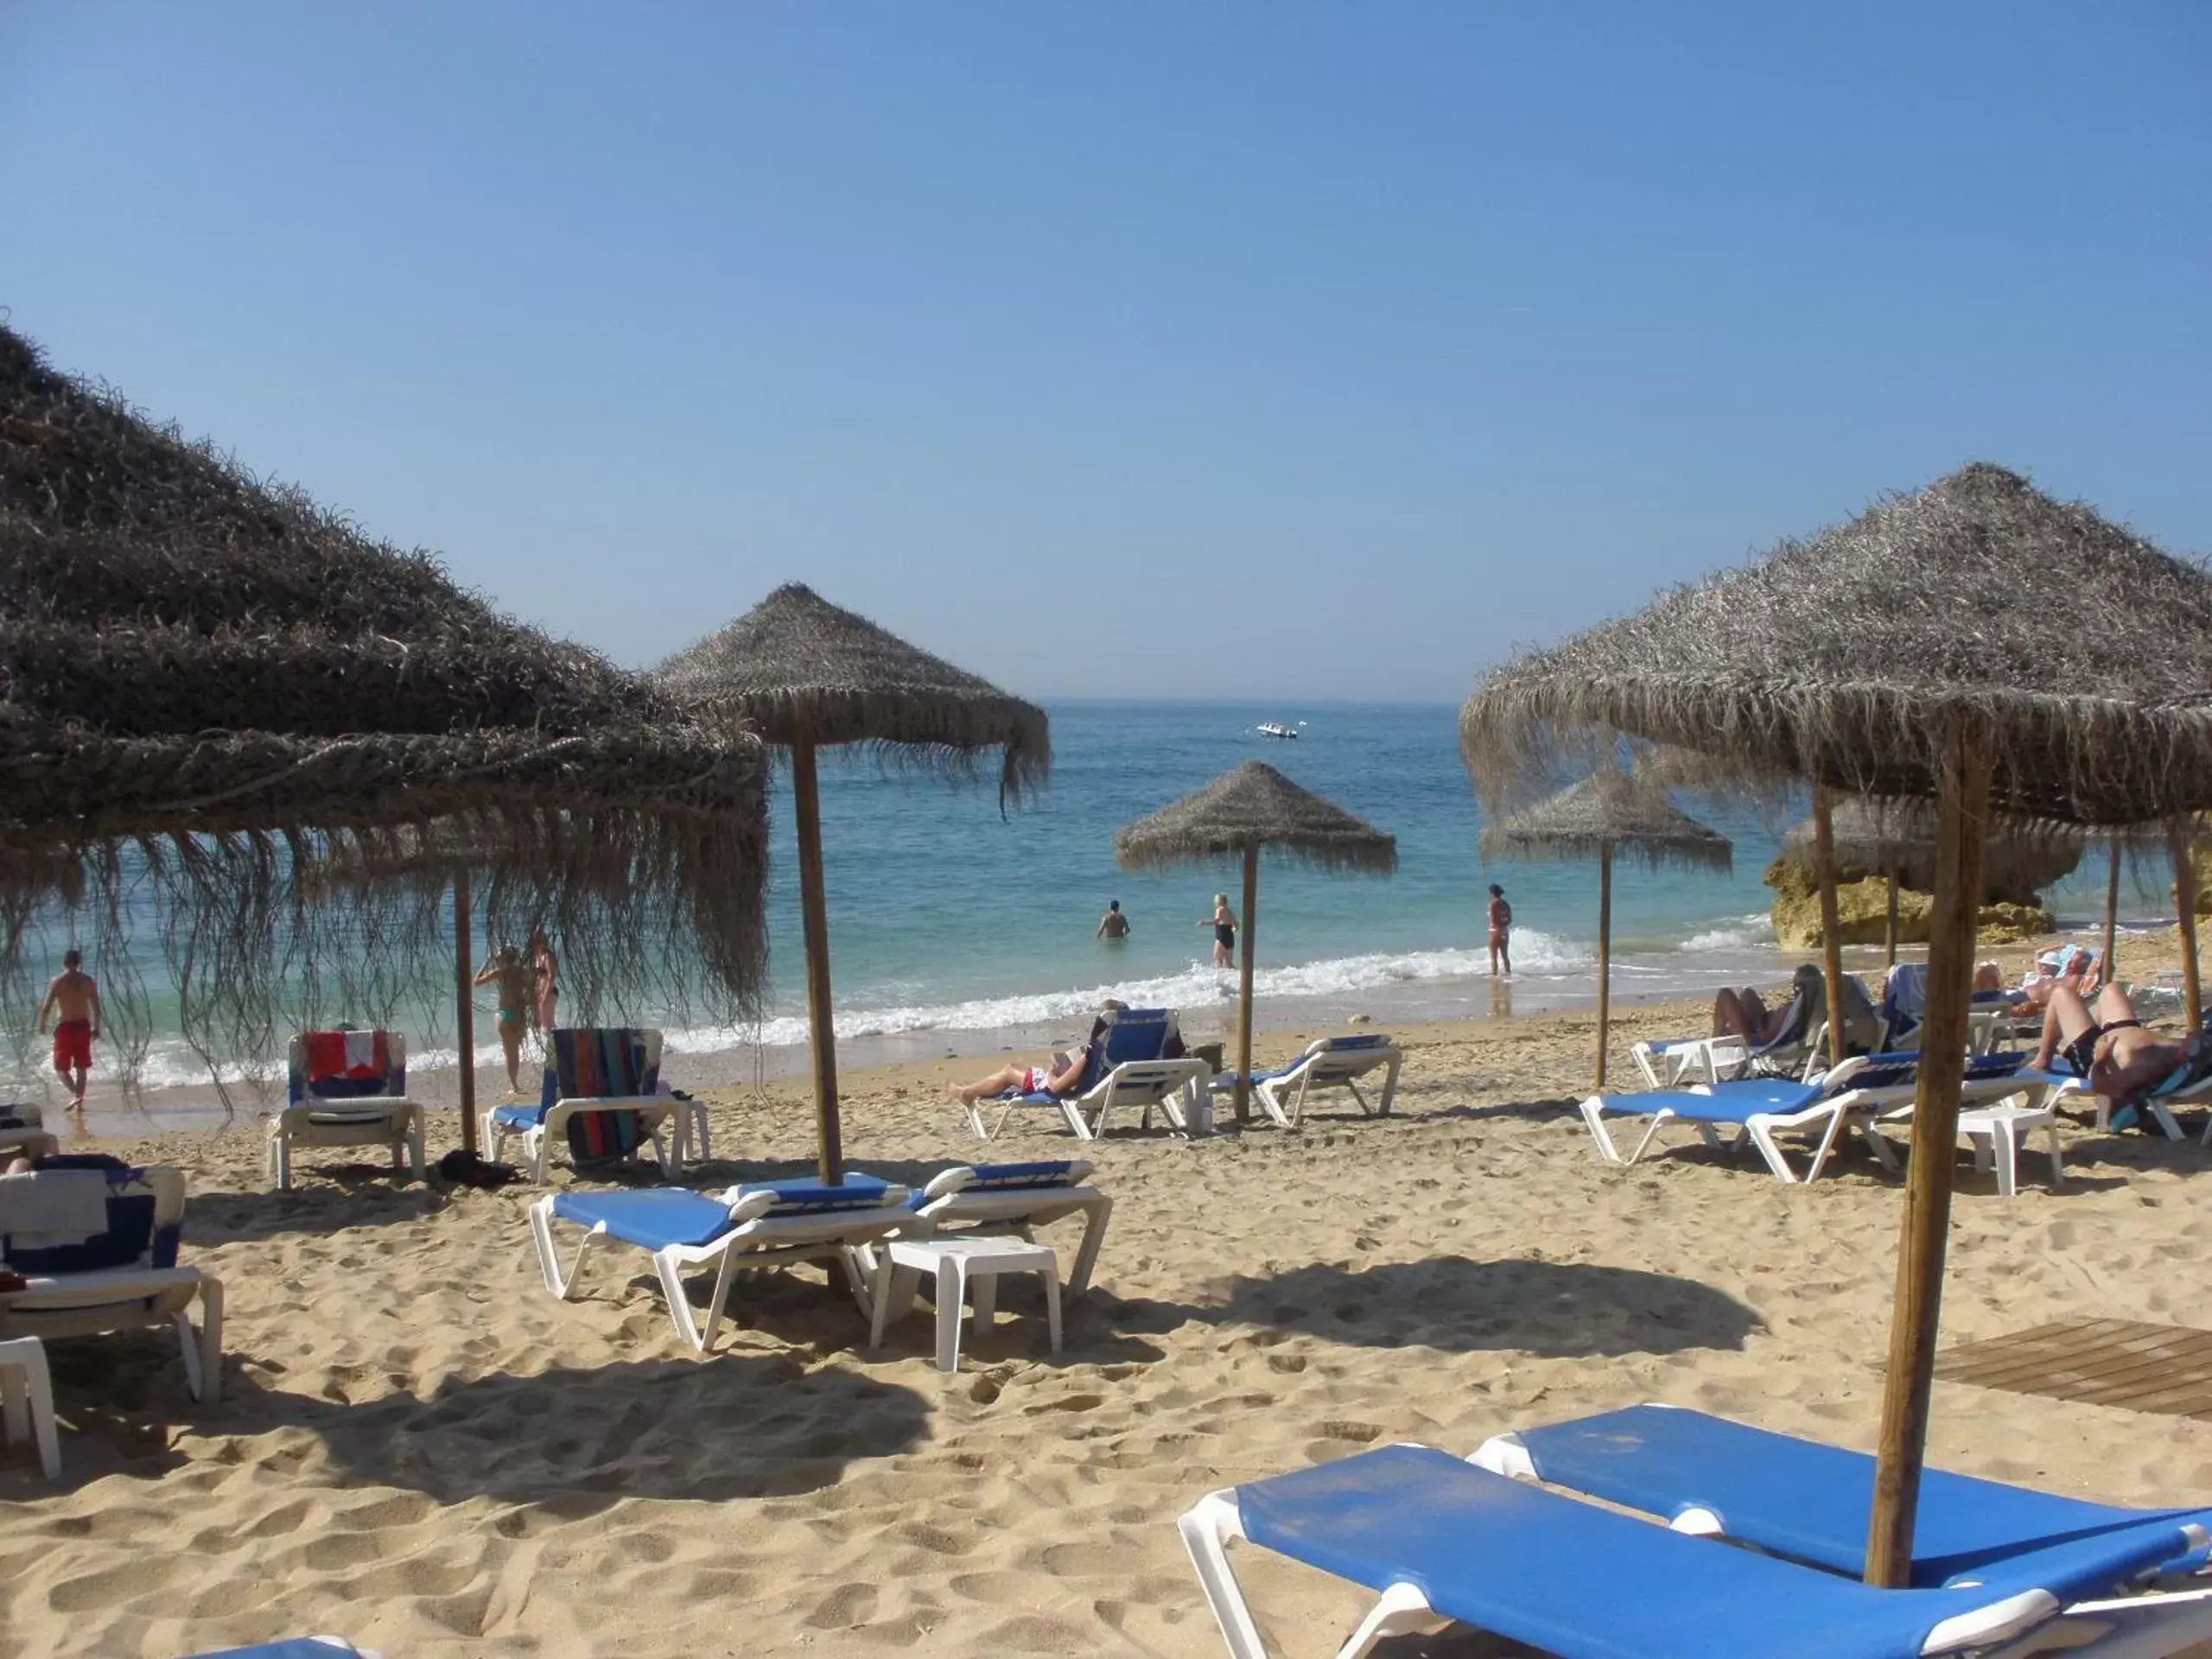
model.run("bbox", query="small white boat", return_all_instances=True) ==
[1256,721,1305,741]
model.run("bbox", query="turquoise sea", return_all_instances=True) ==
[18,701,2174,1098]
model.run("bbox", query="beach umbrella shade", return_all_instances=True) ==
[0,324,772,1141]
[1113,760,1396,1122]
[1459,461,2212,1583]
[1481,771,1732,1090]
[657,583,1049,1184]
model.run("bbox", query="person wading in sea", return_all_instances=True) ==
[36,949,101,1109]
[1487,884,1514,978]
[1201,893,1236,967]
[1096,899,1130,941]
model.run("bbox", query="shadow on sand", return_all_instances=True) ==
[17,1346,934,1508]
[1095,1255,1760,1359]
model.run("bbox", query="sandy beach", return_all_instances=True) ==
[7,940,2212,1658]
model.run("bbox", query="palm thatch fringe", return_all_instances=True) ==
[1114,761,1396,874]
[1,323,771,1074]
[657,583,1050,805]
[1461,463,2212,829]
[1481,772,1732,875]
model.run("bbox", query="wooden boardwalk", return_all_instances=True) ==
[1936,1318,2212,1418]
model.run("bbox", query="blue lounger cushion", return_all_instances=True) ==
[489,1103,543,1131]
[1593,1083,1826,1125]
[1232,1444,2058,1659]
[905,1160,1079,1208]
[552,1175,894,1249]
[187,1644,368,1659]
[1502,1404,2210,1592]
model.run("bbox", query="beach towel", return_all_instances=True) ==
[296,1030,397,1100]
[0,1159,166,1272]
[0,1168,112,1247]
[549,1028,656,1170]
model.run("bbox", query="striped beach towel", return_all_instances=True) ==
[548,1028,660,1169]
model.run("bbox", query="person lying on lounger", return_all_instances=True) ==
[2030,982,2212,1128]
[949,1046,1092,1107]
[1712,963,1823,1046]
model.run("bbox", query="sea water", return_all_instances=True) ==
[12,701,2174,1100]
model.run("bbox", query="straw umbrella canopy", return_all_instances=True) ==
[1482,771,1732,1090]
[658,584,1049,1183]
[1114,760,1396,1122]
[1461,461,2212,1585]
[1780,798,2084,966]
[0,324,772,1130]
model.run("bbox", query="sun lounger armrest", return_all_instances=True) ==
[919,1167,978,1201]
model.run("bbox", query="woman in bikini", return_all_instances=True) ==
[473,944,532,1093]
[1200,893,1236,968]
[2031,981,2212,1128]
[530,927,559,1046]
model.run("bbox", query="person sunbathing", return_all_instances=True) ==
[1713,963,1822,1046]
[2030,982,2212,1126]
[949,1046,1091,1107]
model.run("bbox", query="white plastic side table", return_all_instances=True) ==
[871,1236,1063,1372]
[1958,1102,2063,1198]
[0,1334,60,1479]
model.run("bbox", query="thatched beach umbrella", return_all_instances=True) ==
[1114,761,1395,1122]
[0,324,772,1141]
[1462,462,2212,1583]
[1482,772,1732,1090]
[658,584,1048,1184]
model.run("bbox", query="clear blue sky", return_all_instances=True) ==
[4,3,2207,701]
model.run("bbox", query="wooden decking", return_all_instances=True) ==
[1936,1318,2212,1418]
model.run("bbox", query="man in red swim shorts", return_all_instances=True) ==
[36,948,101,1108]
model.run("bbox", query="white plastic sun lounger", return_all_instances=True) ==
[849,1158,1114,1321]
[1,1160,224,1402]
[1581,1052,2039,1184]
[268,1030,424,1192]
[1234,1033,1402,1129]
[968,1008,1208,1141]
[529,1174,912,1353]
[1179,1439,2212,1658]
[488,1027,679,1183]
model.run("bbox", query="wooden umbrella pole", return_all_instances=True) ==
[454,868,478,1158]
[1811,786,1850,1073]
[1885,869,1900,969]
[2102,837,2122,988]
[791,736,844,1185]
[1866,724,1990,1587]
[1593,842,1613,1091]
[1234,840,1259,1125]
[2171,817,2202,1028]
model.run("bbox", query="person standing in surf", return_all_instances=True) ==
[36,949,101,1109]
[1201,893,1236,967]
[1486,884,1513,977]
[1096,899,1129,941]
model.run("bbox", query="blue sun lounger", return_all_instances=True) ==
[1474,1405,2212,1592]
[186,1643,378,1659]
[1236,1033,1403,1129]
[1179,1441,2212,1658]
[966,1007,1208,1141]
[1580,1052,2035,1184]
[848,1159,1113,1296]
[528,1173,912,1353]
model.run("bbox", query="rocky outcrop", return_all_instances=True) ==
[1764,859,2052,950]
